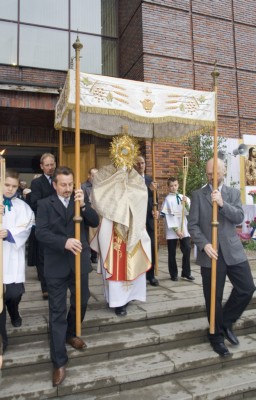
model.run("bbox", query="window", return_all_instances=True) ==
[0,21,17,64]
[20,25,68,70]
[0,0,118,74]
[70,32,117,76]
[0,0,17,20]
[20,0,68,29]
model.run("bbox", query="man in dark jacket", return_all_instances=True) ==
[36,166,99,387]
[31,153,56,299]
[135,156,159,286]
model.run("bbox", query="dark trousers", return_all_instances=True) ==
[46,272,90,368]
[0,303,7,353]
[36,241,47,293]
[5,283,24,322]
[146,228,156,281]
[167,237,191,278]
[201,249,255,344]
[90,249,98,262]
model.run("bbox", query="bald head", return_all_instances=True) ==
[135,156,145,176]
[206,158,226,186]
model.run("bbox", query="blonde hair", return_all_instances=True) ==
[40,153,55,164]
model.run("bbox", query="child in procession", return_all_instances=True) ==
[0,169,34,353]
[161,176,194,282]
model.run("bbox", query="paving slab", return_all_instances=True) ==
[138,297,205,319]
[57,352,175,397]
[176,362,256,400]
[165,334,256,372]
[0,370,56,400]
[151,317,207,344]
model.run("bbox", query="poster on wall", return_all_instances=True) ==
[244,146,256,186]
[243,135,256,205]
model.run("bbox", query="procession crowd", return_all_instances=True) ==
[0,150,254,387]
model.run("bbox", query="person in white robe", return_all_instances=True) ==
[161,176,194,282]
[90,136,151,316]
[0,169,34,352]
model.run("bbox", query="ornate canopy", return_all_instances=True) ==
[54,70,215,140]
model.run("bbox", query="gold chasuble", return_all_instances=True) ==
[91,164,151,282]
[91,134,151,286]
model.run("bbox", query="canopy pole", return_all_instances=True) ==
[0,151,5,314]
[209,62,220,334]
[73,36,83,337]
[58,128,63,165]
[151,126,158,275]
[181,152,188,233]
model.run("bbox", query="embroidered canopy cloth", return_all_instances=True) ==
[54,70,216,139]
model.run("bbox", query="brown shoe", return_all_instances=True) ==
[66,336,87,350]
[52,365,66,387]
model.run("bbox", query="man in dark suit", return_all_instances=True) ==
[188,158,255,357]
[135,156,159,286]
[81,167,98,264]
[31,153,56,299]
[35,166,99,387]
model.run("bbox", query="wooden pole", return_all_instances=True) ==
[209,62,220,334]
[151,130,158,275]
[181,153,188,233]
[58,128,63,165]
[73,36,83,336]
[0,151,6,314]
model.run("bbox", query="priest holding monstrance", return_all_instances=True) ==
[91,135,151,316]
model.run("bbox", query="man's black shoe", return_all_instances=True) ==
[115,306,127,316]
[211,342,231,357]
[170,276,178,281]
[91,258,98,264]
[181,274,195,281]
[223,327,239,346]
[148,278,159,287]
[11,316,22,328]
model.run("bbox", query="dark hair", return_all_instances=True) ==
[248,147,256,161]
[52,166,73,183]
[6,169,19,181]
[167,176,178,184]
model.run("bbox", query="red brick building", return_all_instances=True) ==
[0,0,256,239]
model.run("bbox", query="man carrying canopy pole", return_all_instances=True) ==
[36,166,99,386]
[188,157,255,356]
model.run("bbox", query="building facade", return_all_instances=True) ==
[1,0,256,239]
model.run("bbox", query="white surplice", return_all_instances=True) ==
[3,197,35,284]
[161,193,190,239]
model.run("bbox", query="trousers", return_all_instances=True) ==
[46,272,90,368]
[167,237,191,278]
[201,248,255,343]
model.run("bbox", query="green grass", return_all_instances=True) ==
[243,240,256,251]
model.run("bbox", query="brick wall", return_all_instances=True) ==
[118,0,256,243]
[0,65,66,88]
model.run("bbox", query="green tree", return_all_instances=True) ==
[178,134,227,197]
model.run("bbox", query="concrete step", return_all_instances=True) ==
[2,309,256,377]
[2,253,256,399]
[1,335,256,400]
[50,361,256,400]
[11,281,256,343]
[2,316,208,376]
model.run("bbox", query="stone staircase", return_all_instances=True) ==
[1,248,256,400]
